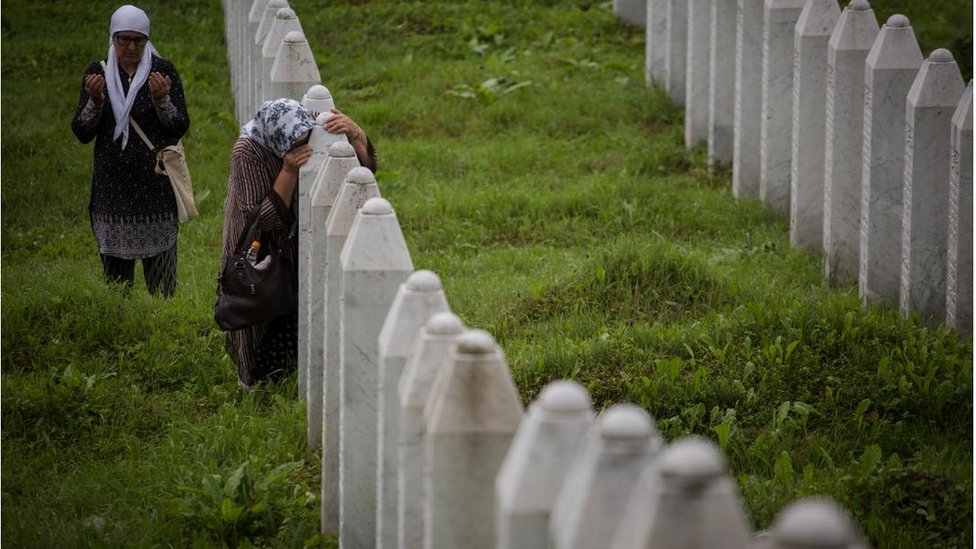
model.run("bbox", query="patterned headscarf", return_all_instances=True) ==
[241,99,316,158]
[105,5,160,149]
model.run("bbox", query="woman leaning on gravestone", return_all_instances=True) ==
[71,4,189,297]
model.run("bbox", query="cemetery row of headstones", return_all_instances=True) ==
[223,0,874,547]
[619,0,973,337]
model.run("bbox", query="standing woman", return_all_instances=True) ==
[71,5,189,296]
[222,98,375,388]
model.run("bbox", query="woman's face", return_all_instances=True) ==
[114,32,147,67]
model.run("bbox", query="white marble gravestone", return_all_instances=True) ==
[767,497,865,548]
[646,0,669,86]
[496,380,594,549]
[611,436,752,549]
[549,404,663,549]
[397,312,465,549]
[789,0,840,251]
[260,7,300,103]
[423,330,524,549]
[254,0,286,113]
[946,81,973,337]
[244,0,270,121]
[708,0,737,169]
[666,0,688,106]
[615,0,647,27]
[340,197,414,549]
[303,84,336,116]
[759,0,806,217]
[320,166,379,535]
[858,14,923,307]
[376,271,450,549]
[270,31,321,102]
[733,0,765,199]
[899,49,965,323]
[823,0,878,282]
[685,0,712,149]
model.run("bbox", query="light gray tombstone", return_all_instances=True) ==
[244,0,270,122]
[254,0,286,114]
[899,49,965,323]
[549,404,663,549]
[340,197,414,549]
[260,8,301,103]
[376,271,450,549]
[614,0,647,27]
[665,0,688,106]
[646,0,669,86]
[310,143,359,527]
[708,0,737,169]
[320,166,378,535]
[858,14,924,307]
[767,497,865,548]
[946,81,973,337]
[733,0,764,199]
[685,0,712,149]
[397,313,465,549]
[823,0,879,282]
[496,380,594,549]
[789,0,840,251]
[611,436,752,549]
[303,83,336,116]
[423,330,524,549]
[270,31,321,102]
[304,114,354,449]
[759,0,806,217]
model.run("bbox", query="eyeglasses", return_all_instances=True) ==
[114,34,148,48]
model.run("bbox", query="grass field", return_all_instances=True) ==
[1,1,972,547]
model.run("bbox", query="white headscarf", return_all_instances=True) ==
[105,5,160,149]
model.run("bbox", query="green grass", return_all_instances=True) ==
[2,1,972,547]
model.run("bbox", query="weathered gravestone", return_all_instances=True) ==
[611,436,752,549]
[320,166,379,536]
[646,0,669,86]
[253,0,286,113]
[270,31,321,101]
[759,0,806,217]
[496,380,594,549]
[708,0,737,169]
[733,0,764,199]
[423,330,524,549]
[260,7,301,104]
[376,271,450,549]
[858,14,923,306]
[244,0,270,121]
[685,0,712,149]
[666,0,688,106]
[946,81,973,337]
[823,0,878,282]
[899,49,964,323]
[340,197,414,548]
[789,0,840,251]
[549,404,662,549]
[397,312,465,549]
[310,142,358,536]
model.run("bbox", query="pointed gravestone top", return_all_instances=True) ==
[773,498,857,547]
[328,140,355,157]
[346,166,375,186]
[796,0,841,37]
[404,269,442,292]
[908,49,965,107]
[426,311,465,335]
[865,14,922,70]
[304,85,335,113]
[848,0,869,10]
[829,0,878,52]
[538,380,591,414]
[657,436,725,489]
[362,196,393,215]
[284,30,306,44]
[276,7,296,19]
[600,404,655,440]
[457,329,496,354]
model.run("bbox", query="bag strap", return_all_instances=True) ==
[100,60,156,152]
[234,190,298,254]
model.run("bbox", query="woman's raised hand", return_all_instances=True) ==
[85,73,106,105]
[148,72,171,102]
[282,144,313,175]
[323,108,366,143]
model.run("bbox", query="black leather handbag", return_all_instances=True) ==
[214,192,298,331]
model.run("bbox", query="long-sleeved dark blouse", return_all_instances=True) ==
[71,55,190,259]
